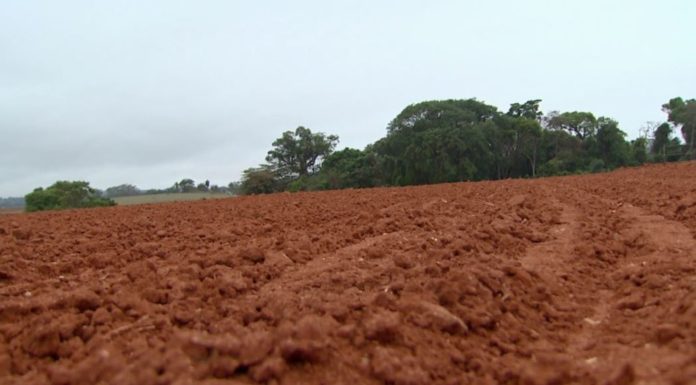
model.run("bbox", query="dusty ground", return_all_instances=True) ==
[0,162,694,385]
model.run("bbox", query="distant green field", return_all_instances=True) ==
[113,193,233,206]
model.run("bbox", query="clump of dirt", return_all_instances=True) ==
[0,162,695,384]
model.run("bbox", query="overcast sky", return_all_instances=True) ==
[1,1,694,197]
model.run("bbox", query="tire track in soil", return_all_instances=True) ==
[519,190,619,382]
[577,196,696,385]
[527,185,696,384]
[2,164,695,385]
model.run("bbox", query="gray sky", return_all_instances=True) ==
[1,0,694,197]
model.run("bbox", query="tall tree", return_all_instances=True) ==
[321,147,382,189]
[506,100,543,176]
[179,178,196,193]
[593,117,629,168]
[240,166,282,195]
[548,111,598,139]
[662,97,696,158]
[376,99,497,185]
[651,122,673,159]
[387,99,498,134]
[507,99,543,121]
[104,184,141,197]
[266,126,339,177]
[630,138,649,164]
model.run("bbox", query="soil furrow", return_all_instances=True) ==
[0,162,695,385]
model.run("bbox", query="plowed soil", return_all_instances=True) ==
[1,162,695,385]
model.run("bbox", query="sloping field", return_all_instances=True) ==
[0,209,23,216]
[0,162,694,385]
[113,193,231,206]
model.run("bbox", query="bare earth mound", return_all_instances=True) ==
[1,162,695,385]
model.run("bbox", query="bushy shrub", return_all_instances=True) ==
[587,158,606,173]
[25,181,115,212]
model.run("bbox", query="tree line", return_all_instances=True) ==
[23,178,237,212]
[240,97,695,194]
[102,178,237,198]
[21,96,694,210]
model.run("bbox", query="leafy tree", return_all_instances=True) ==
[179,178,196,193]
[548,111,597,139]
[650,122,673,160]
[266,126,339,178]
[630,138,649,165]
[320,147,383,189]
[196,183,209,192]
[593,117,629,168]
[515,117,543,177]
[487,116,520,179]
[537,129,585,175]
[489,103,545,178]
[662,97,696,158]
[375,99,497,185]
[387,99,498,134]
[507,99,543,121]
[240,166,282,195]
[25,181,115,212]
[104,184,141,197]
[228,181,242,195]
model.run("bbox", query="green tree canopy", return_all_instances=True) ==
[104,184,141,197]
[375,99,500,185]
[179,178,196,192]
[548,111,598,139]
[266,126,339,177]
[321,147,382,189]
[237,97,652,194]
[500,107,544,176]
[651,123,673,157]
[662,97,696,158]
[592,117,629,168]
[507,99,543,121]
[386,99,498,134]
[240,166,282,195]
[630,138,649,165]
[25,181,115,212]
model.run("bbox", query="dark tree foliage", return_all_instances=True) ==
[320,147,382,189]
[266,126,339,177]
[651,122,673,157]
[592,117,630,169]
[508,99,543,120]
[240,97,691,195]
[25,181,115,212]
[240,166,284,195]
[375,99,498,185]
[104,184,141,198]
[548,111,598,139]
[662,97,696,158]
[178,179,196,193]
[630,138,649,165]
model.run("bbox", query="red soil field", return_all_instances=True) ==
[1,162,695,385]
